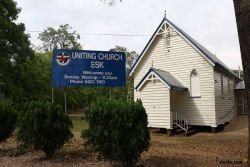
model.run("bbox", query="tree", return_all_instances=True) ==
[0,102,17,143]
[109,46,138,100]
[233,0,250,164]
[109,45,139,70]
[0,0,34,100]
[100,0,122,6]
[82,99,150,166]
[38,24,82,51]
[18,101,73,158]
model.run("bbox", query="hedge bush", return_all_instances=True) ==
[81,99,150,166]
[17,101,73,158]
[0,102,17,142]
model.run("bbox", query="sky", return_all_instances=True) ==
[15,0,242,69]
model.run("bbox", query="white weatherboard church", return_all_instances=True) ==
[129,16,241,135]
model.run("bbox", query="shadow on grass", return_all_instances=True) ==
[29,148,98,164]
[0,146,33,157]
[0,147,17,156]
[140,155,198,167]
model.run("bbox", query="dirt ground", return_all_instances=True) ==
[0,115,248,167]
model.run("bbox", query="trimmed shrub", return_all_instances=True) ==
[0,102,17,142]
[17,101,73,158]
[81,99,150,166]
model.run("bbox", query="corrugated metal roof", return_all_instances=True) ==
[235,81,245,90]
[165,18,235,77]
[135,67,187,91]
[129,17,238,79]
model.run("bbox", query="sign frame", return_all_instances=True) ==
[52,49,126,87]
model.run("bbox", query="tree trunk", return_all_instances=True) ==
[233,0,250,165]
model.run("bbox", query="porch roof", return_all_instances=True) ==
[135,67,187,91]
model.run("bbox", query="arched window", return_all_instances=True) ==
[190,69,200,97]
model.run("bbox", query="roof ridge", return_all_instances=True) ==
[129,16,239,80]
[164,17,237,77]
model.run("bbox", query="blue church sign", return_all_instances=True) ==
[52,49,126,87]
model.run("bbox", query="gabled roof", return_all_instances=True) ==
[129,17,237,78]
[135,67,187,91]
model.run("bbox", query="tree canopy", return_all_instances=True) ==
[109,45,138,70]
[0,0,34,101]
[38,24,82,51]
[0,0,136,110]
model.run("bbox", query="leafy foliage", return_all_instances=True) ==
[0,0,137,113]
[0,101,17,142]
[38,24,81,51]
[27,45,137,111]
[0,0,34,101]
[17,101,73,158]
[81,99,150,166]
[11,48,135,111]
[12,52,53,103]
[110,45,139,70]
[100,0,122,6]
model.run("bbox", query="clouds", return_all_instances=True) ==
[16,0,242,69]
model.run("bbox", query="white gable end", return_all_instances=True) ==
[129,18,215,77]
[133,18,217,127]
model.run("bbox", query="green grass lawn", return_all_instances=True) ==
[69,114,88,140]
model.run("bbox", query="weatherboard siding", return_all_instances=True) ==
[140,80,171,129]
[214,70,236,125]
[134,29,217,127]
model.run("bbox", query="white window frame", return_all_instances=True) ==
[221,75,224,98]
[190,69,201,98]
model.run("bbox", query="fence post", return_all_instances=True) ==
[64,89,67,115]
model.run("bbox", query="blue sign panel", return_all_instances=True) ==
[52,49,126,87]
